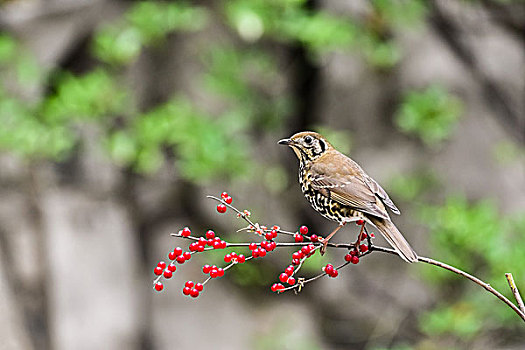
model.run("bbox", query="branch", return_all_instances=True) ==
[153,192,525,325]
[373,245,525,323]
[506,273,525,315]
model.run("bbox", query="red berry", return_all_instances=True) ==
[224,196,233,204]
[207,239,214,246]
[213,241,221,249]
[168,251,176,260]
[285,266,294,276]
[198,237,207,246]
[249,243,257,250]
[360,232,367,240]
[301,246,310,255]
[294,233,304,242]
[221,192,229,199]
[271,283,285,292]
[157,261,166,269]
[324,264,334,275]
[265,232,273,240]
[287,276,296,285]
[350,250,357,256]
[359,244,368,253]
[356,219,365,226]
[154,282,164,291]
[279,273,289,283]
[206,230,215,239]
[344,254,352,262]
[167,263,177,272]
[174,247,183,256]
[163,269,173,278]
[176,255,186,264]
[272,225,280,230]
[195,283,204,291]
[292,258,300,265]
[203,264,212,274]
[181,227,191,237]
[252,248,260,258]
[153,266,163,275]
[259,248,267,257]
[210,269,219,278]
[299,226,308,235]
[310,234,319,243]
[224,254,232,263]
[185,281,194,288]
[292,251,303,260]
[183,286,191,295]
[190,289,199,298]
[270,229,278,238]
[183,252,192,260]
[217,204,227,213]
[220,240,227,249]
[189,243,197,252]
[237,254,246,263]
[351,256,359,264]
[331,270,339,278]
[217,268,224,277]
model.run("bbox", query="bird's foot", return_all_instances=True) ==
[319,238,329,256]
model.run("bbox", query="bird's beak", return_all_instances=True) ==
[278,138,292,146]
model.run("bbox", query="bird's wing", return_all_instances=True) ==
[363,175,401,215]
[310,152,395,220]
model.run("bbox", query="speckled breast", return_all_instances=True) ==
[298,167,362,224]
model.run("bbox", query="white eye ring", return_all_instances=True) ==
[304,136,313,144]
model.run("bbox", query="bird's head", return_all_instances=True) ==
[278,131,333,163]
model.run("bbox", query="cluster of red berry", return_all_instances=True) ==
[216,192,232,213]
[153,191,376,297]
[182,281,203,298]
[152,226,230,294]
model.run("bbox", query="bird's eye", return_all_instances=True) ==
[304,136,313,144]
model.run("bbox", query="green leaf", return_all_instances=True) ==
[395,85,463,146]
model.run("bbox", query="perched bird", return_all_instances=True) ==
[279,131,418,263]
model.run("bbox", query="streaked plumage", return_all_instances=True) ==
[279,131,418,263]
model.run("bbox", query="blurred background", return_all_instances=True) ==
[0,0,524,349]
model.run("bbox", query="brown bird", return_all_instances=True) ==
[279,131,418,263]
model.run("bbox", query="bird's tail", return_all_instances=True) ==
[368,217,418,263]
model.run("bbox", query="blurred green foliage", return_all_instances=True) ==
[42,69,129,122]
[418,196,525,337]
[395,85,463,146]
[107,97,251,177]
[0,0,431,179]
[93,2,209,65]
[225,0,426,67]
[388,170,439,202]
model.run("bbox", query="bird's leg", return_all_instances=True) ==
[319,223,345,255]
[352,221,366,255]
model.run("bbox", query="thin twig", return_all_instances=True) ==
[506,273,525,314]
[373,245,525,323]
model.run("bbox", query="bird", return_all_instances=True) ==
[278,131,418,263]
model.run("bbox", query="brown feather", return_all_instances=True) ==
[368,216,418,263]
